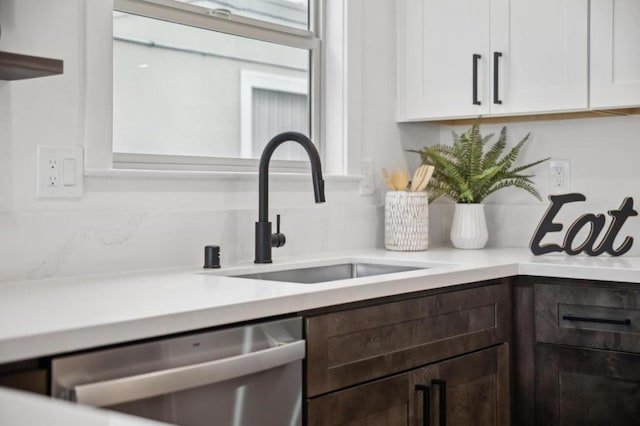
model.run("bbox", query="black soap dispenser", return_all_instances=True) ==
[203,245,221,269]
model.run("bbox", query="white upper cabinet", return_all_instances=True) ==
[397,0,491,121]
[490,0,588,115]
[590,0,640,109]
[397,0,589,121]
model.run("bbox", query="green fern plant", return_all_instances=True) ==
[409,123,549,204]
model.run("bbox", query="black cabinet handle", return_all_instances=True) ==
[415,384,431,426]
[562,315,631,326]
[431,379,446,426]
[472,54,481,105]
[493,51,503,104]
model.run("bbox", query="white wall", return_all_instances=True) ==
[0,0,405,283]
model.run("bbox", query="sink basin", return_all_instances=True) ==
[235,262,426,284]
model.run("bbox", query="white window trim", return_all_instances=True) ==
[82,0,358,177]
[115,0,317,47]
[240,70,308,159]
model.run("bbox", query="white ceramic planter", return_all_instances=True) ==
[384,191,429,251]
[450,203,488,249]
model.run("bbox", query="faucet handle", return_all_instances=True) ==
[271,214,286,248]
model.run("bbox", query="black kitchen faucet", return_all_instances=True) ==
[255,131,325,264]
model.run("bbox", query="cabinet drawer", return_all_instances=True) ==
[305,283,510,396]
[535,283,640,353]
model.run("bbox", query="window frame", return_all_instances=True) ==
[110,0,322,172]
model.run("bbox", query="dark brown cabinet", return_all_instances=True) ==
[307,373,410,426]
[306,344,510,426]
[0,361,47,395]
[536,343,640,426]
[529,279,640,426]
[410,345,510,426]
[304,282,512,425]
[535,283,640,353]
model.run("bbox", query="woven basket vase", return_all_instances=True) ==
[384,191,429,251]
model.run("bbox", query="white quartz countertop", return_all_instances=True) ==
[2,247,640,426]
[2,247,640,365]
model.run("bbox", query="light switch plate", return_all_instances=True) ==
[359,159,375,195]
[37,145,84,198]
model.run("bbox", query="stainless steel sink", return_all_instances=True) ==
[235,262,425,284]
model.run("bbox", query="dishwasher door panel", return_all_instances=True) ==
[108,360,302,426]
[51,317,303,426]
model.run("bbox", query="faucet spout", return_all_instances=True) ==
[255,131,325,263]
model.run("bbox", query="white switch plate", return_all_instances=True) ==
[549,159,570,194]
[37,146,84,198]
[359,159,374,195]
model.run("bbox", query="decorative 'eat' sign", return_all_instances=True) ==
[530,193,638,256]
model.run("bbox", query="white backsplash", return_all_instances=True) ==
[0,204,382,283]
[426,114,640,255]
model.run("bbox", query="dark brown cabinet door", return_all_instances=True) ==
[409,345,510,426]
[536,343,640,426]
[307,345,510,426]
[306,373,411,426]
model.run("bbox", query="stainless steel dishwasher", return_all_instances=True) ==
[51,317,304,426]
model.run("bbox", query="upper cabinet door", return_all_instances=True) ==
[397,0,491,121]
[591,0,640,109]
[490,0,588,115]
[397,0,589,121]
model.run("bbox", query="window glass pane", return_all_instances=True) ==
[113,12,311,160]
[251,89,309,160]
[175,0,309,30]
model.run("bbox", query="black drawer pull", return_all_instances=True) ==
[562,315,631,326]
[415,384,431,426]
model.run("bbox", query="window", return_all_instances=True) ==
[240,70,309,161]
[111,0,320,170]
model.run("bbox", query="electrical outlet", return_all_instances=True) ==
[48,174,59,187]
[549,159,570,194]
[359,159,375,195]
[37,146,84,198]
[45,158,60,187]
